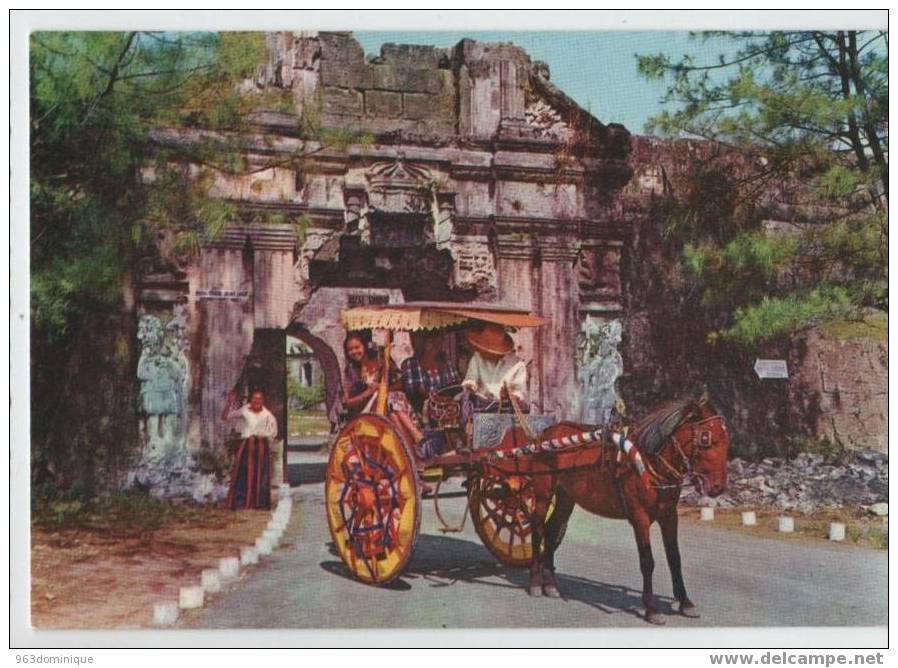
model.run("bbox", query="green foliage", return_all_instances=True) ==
[683,229,799,309]
[31,31,369,348]
[722,285,854,344]
[288,379,326,410]
[637,31,888,347]
[638,32,887,202]
[868,527,888,550]
[30,31,376,495]
[782,434,844,463]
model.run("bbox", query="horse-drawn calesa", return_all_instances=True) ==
[324,302,731,624]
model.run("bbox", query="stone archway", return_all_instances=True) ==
[285,322,344,428]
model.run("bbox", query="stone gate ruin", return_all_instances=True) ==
[132,32,634,496]
[129,32,886,498]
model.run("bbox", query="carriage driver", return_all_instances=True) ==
[461,322,529,411]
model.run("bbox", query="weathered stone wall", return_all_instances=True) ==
[316,34,456,137]
[616,135,888,455]
[789,321,888,452]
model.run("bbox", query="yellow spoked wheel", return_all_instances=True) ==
[468,473,538,568]
[325,414,421,585]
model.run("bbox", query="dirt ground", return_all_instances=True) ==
[679,505,888,550]
[31,506,271,629]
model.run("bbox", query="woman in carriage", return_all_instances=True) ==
[341,330,424,449]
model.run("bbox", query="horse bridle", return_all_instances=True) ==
[645,414,726,490]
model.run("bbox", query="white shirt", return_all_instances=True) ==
[462,353,528,402]
[227,404,278,439]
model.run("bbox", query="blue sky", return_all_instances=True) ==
[355,31,731,134]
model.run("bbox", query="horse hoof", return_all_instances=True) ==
[644,611,666,625]
[528,586,543,597]
[542,585,561,599]
[679,604,700,618]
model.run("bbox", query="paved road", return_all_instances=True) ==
[184,454,887,629]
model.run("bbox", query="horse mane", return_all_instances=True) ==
[631,398,698,455]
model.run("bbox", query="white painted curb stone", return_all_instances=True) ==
[700,507,714,521]
[240,546,259,565]
[778,517,795,533]
[201,569,222,593]
[256,536,274,555]
[829,522,846,541]
[219,557,240,581]
[741,511,757,526]
[179,586,204,610]
[153,602,179,626]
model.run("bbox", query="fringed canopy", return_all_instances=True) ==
[341,307,468,332]
[340,301,548,332]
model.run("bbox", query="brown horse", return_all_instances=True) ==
[527,396,730,625]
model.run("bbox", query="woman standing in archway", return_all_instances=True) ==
[222,389,277,510]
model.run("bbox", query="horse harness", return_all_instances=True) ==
[642,414,727,490]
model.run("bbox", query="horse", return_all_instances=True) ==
[525,396,730,625]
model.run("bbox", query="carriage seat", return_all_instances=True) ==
[471,413,557,451]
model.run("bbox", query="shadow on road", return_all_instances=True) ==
[320,533,664,621]
[287,462,326,486]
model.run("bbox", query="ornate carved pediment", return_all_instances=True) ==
[367,154,431,189]
[365,154,433,214]
[524,99,573,141]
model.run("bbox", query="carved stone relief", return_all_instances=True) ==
[365,155,433,214]
[449,235,497,296]
[524,99,573,141]
[577,245,622,299]
[576,317,624,425]
[130,307,227,501]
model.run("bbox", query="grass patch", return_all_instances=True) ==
[868,527,888,550]
[32,487,211,536]
[684,506,888,550]
[821,310,888,342]
[288,409,331,437]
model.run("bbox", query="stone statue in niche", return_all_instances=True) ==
[136,312,189,463]
[131,310,227,501]
[577,317,623,425]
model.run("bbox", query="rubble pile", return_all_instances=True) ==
[681,450,889,514]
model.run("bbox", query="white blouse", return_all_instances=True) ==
[462,353,528,402]
[227,404,279,439]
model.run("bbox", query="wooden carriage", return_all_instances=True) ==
[326,302,598,584]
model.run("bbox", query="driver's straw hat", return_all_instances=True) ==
[465,323,515,356]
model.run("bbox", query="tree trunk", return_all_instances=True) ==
[846,31,888,204]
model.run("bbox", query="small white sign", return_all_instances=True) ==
[195,289,250,301]
[754,359,789,379]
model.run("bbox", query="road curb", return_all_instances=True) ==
[151,492,295,626]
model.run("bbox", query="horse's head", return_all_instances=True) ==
[673,396,730,497]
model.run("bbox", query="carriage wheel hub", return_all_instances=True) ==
[356,485,376,511]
